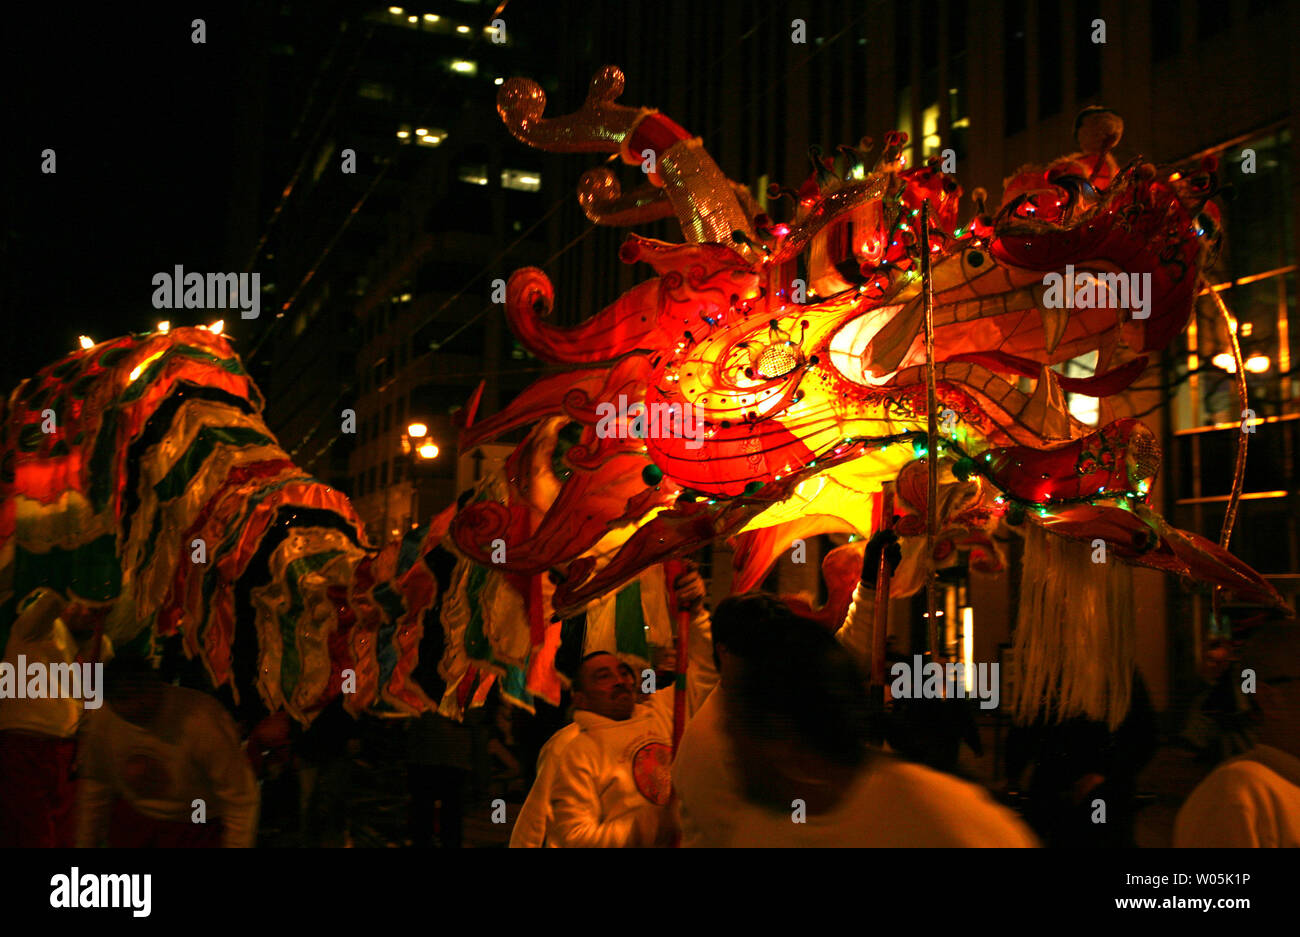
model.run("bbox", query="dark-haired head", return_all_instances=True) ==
[722,613,873,811]
[711,592,804,675]
[103,657,166,727]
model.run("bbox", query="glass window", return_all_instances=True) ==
[1038,1,1062,117]
[1003,0,1026,134]
[1076,0,1102,100]
[1151,0,1181,62]
[896,86,914,165]
[1197,0,1229,38]
[501,169,542,192]
[1175,129,1294,430]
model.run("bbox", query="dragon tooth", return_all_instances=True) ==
[1018,365,1076,441]
[862,295,925,376]
[1032,283,1070,354]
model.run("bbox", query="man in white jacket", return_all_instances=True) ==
[543,652,678,847]
[512,566,715,847]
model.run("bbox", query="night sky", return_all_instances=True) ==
[1,4,253,386]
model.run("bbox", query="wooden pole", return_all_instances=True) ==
[665,558,692,754]
[871,487,896,688]
[920,202,941,659]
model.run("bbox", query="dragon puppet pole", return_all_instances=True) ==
[1202,277,1250,627]
[920,201,941,660]
[664,557,693,754]
[871,487,896,689]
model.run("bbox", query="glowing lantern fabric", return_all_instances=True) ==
[435,418,681,711]
[0,328,436,723]
[452,67,1286,624]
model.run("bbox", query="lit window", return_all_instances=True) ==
[456,25,470,34]
[388,6,404,13]
[423,13,439,22]
[411,127,446,148]
[895,86,914,166]
[448,59,477,75]
[494,77,504,85]
[501,168,542,192]
[458,164,490,186]
[922,104,941,157]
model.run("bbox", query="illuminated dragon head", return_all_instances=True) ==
[453,67,1278,621]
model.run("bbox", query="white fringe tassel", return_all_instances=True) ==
[1010,523,1135,730]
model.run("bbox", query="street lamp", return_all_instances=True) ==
[401,421,439,460]
[400,419,439,528]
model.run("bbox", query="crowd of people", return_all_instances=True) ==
[1,536,1297,848]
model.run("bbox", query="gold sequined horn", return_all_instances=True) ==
[497,66,757,251]
[577,168,675,226]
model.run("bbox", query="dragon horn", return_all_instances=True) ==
[497,66,757,251]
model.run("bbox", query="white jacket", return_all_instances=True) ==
[509,722,581,848]
[512,602,717,848]
[1174,745,1300,847]
[545,688,676,847]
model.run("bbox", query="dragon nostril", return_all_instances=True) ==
[967,251,985,267]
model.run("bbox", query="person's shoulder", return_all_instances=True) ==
[647,686,677,709]
[1174,758,1282,846]
[867,758,1036,844]
[540,721,581,755]
[172,686,238,726]
[869,759,967,802]
[549,723,599,764]
[1194,757,1293,801]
